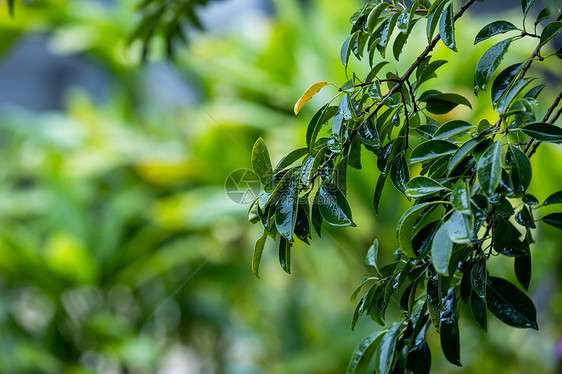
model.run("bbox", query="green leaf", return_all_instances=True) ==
[477,141,502,196]
[341,34,354,67]
[279,236,291,274]
[474,38,512,93]
[474,21,519,44]
[427,0,449,42]
[487,277,538,329]
[420,91,473,115]
[397,202,435,258]
[311,198,323,237]
[431,221,454,275]
[440,287,461,366]
[471,257,487,298]
[447,138,480,175]
[405,176,448,198]
[540,21,562,46]
[275,148,309,172]
[275,173,299,240]
[470,292,488,331]
[452,183,471,215]
[410,140,458,164]
[417,59,448,85]
[516,206,536,228]
[542,213,562,229]
[252,138,272,183]
[367,2,391,33]
[506,145,532,195]
[347,332,385,374]
[493,217,511,252]
[543,191,562,206]
[439,3,456,51]
[306,105,338,152]
[373,173,387,216]
[318,183,355,226]
[358,120,381,147]
[522,0,536,17]
[535,7,557,26]
[252,230,268,278]
[365,239,380,274]
[521,122,562,143]
[375,320,404,374]
[515,256,532,290]
[433,120,474,140]
[390,156,410,196]
[448,210,471,244]
[491,63,523,108]
[496,77,535,114]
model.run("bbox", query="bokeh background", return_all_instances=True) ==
[0,0,561,373]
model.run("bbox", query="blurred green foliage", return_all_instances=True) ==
[0,0,560,373]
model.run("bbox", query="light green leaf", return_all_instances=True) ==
[432,220,454,275]
[433,120,474,140]
[252,230,268,278]
[410,140,458,164]
[252,138,272,183]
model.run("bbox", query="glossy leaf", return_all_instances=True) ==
[470,292,488,331]
[452,183,471,215]
[427,0,449,42]
[318,183,355,226]
[279,236,291,274]
[491,63,523,107]
[447,138,480,175]
[275,148,309,172]
[471,257,487,298]
[365,239,380,275]
[432,220,454,275]
[252,138,272,183]
[496,77,535,114]
[540,21,562,46]
[487,277,538,329]
[440,287,461,366]
[410,140,458,164]
[375,320,404,374]
[252,230,268,278]
[275,173,299,240]
[373,173,387,216]
[477,141,502,196]
[474,21,518,44]
[522,0,536,17]
[405,176,448,198]
[390,156,410,196]
[347,332,385,374]
[543,191,562,206]
[398,202,434,258]
[506,145,532,195]
[515,255,532,290]
[448,210,471,244]
[521,122,562,143]
[493,217,511,253]
[474,38,512,93]
[358,120,381,147]
[439,3,456,51]
[433,120,474,140]
[542,213,562,229]
[516,206,536,228]
[367,2,391,33]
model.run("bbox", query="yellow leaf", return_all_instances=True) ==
[294,81,332,116]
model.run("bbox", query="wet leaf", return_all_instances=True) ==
[318,183,355,226]
[474,38,512,93]
[405,176,448,198]
[487,277,538,329]
[432,221,454,275]
[474,21,519,44]
[477,141,502,196]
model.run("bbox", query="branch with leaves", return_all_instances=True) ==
[248,0,562,372]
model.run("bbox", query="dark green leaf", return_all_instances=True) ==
[275,148,310,172]
[405,176,448,198]
[416,124,439,139]
[447,138,480,175]
[306,105,338,152]
[373,172,387,216]
[252,230,268,278]
[487,276,538,329]
[474,21,519,44]
[432,221,454,275]
[477,141,502,196]
[496,77,535,114]
[358,120,381,146]
[506,145,532,195]
[410,140,458,164]
[542,213,562,229]
[440,287,461,366]
[433,120,474,140]
[474,38,512,93]
[413,221,440,258]
[294,203,311,243]
[470,292,488,331]
[540,21,562,46]
[515,256,532,290]
[521,122,562,143]
[375,320,404,374]
[515,206,536,228]
[311,199,323,237]
[535,7,557,26]
[471,257,487,298]
[279,236,291,274]
[543,191,562,206]
[390,156,410,196]
[367,2,391,33]
[491,63,523,107]
[347,331,385,374]
[275,174,299,240]
[427,0,449,41]
[422,92,473,115]
[439,3,457,51]
[523,194,539,206]
[318,183,355,226]
[341,34,354,67]
[493,217,512,252]
[398,202,436,258]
